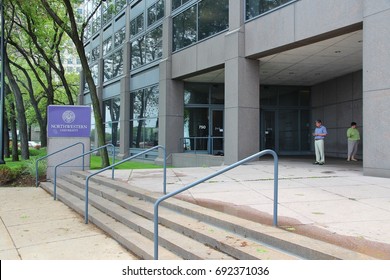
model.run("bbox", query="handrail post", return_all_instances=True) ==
[163,146,167,194]
[111,146,115,180]
[273,152,278,226]
[84,145,166,224]
[153,149,279,260]
[85,176,90,224]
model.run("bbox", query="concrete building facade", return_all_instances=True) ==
[81,0,390,178]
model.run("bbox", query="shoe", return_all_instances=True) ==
[319,162,324,165]
[351,158,358,161]
[314,162,319,165]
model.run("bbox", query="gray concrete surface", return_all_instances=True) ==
[0,187,137,260]
[1,157,390,259]
[103,157,390,258]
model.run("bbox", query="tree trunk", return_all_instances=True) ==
[3,108,10,158]
[4,53,29,160]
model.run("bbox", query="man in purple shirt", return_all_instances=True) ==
[313,119,327,165]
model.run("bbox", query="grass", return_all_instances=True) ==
[5,151,162,171]
[90,155,162,170]
[1,149,162,187]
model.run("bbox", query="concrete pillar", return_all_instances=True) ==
[224,0,260,164]
[156,3,184,164]
[363,1,390,177]
[118,41,131,159]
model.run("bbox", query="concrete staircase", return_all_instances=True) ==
[40,170,374,260]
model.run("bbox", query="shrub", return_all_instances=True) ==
[23,158,47,178]
[0,165,17,185]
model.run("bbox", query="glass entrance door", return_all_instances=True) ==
[211,109,224,155]
[261,109,311,154]
[261,111,276,150]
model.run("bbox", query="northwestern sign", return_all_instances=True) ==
[48,105,91,138]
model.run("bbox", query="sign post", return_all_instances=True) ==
[47,105,91,179]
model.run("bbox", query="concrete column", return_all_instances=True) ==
[156,4,184,164]
[118,41,131,159]
[363,1,390,177]
[157,60,184,164]
[224,0,260,164]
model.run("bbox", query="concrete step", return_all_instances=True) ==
[71,170,375,260]
[61,174,297,260]
[55,177,234,260]
[41,170,375,260]
[40,181,181,260]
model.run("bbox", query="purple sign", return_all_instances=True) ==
[48,105,91,138]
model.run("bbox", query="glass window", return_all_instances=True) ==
[131,37,145,69]
[172,0,191,11]
[102,2,114,26]
[279,88,299,106]
[113,48,124,77]
[91,64,99,85]
[103,55,114,82]
[184,83,209,104]
[211,84,224,104]
[130,119,159,148]
[198,0,228,41]
[91,46,100,62]
[114,27,126,48]
[279,110,299,151]
[131,25,162,69]
[147,0,164,26]
[246,0,294,20]
[145,25,163,64]
[103,97,120,147]
[130,86,159,149]
[130,13,144,38]
[115,0,127,13]
[144,86,159,118]
[102,37,113,56]
[86,51,91,63]
[92,14,101,34]
[173,6,197,51]
[183,108,209,151]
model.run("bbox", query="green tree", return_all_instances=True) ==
[40,0,109,167]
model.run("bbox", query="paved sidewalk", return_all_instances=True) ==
[1,157,390,259]
[106,157,390,259]
[0,187,137,260]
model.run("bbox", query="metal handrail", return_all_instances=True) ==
[35,142,85,187]
[53,144,116,200]
[84,145,167,224]
[153,149,279,260]
[181,136,224,154]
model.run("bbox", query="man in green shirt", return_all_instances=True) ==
[347,122,361,161]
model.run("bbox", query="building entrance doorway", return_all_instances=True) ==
[260,85,311,155]
[261,109,311,154]
[183,108,224,154]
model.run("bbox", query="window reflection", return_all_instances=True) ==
[246,0,294,20]
[173,6,197,51]
[130,13,144,38]
[103,97,121,147]
[114,27,126,48]
[129,85,159,149]
[102,37,112,56]
[172,0,191,11]
[148,0,164,27]
[131,25,162,69]
[91,64,99,85]
[198,0,229,41]
[172,0,228,52]
[91,46,100,62]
